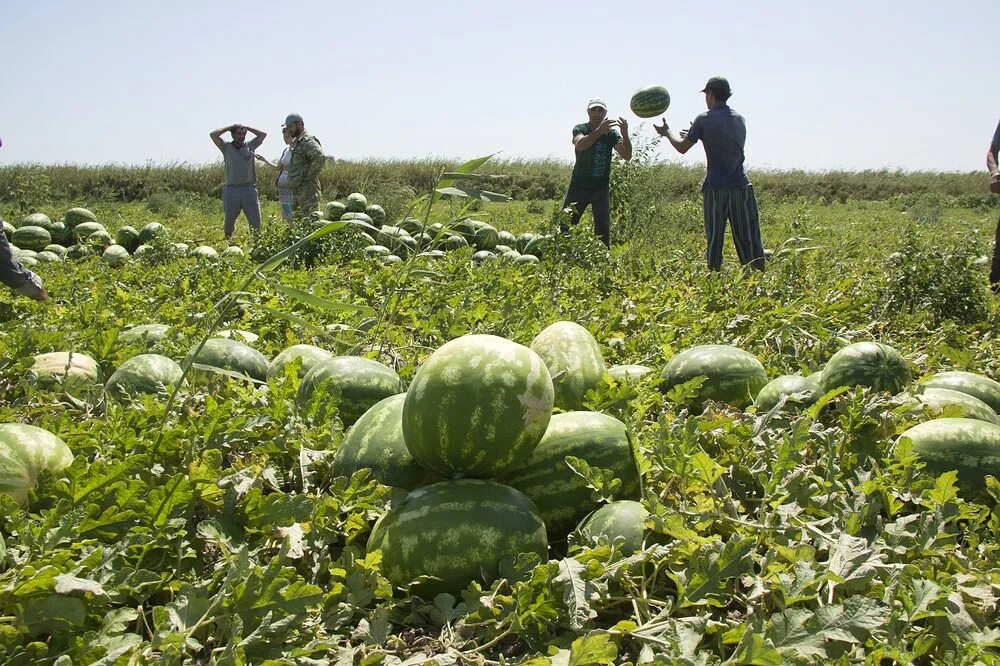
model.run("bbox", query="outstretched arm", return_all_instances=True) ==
[255,154,278,168]
[654,118,695,154]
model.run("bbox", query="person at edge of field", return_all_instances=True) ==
[0,137,48,301]
[256,126,295,221]
[563,98,632,247]
[986,118,1000,292]
[284,113,327,218]
[210,123,267,241]
[655,76,765,272]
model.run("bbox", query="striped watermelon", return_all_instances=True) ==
[607,365,654,382]
[530,322,607,411]
[333,394,437,490]
[190,246,219,261]
[11,226,51,252]
[35,251,61,263]
[660,344,768,411]
[630,85,671,118]
[17,213,53,230]
[498,411,641,541]
[138,222,166,244]
[27,352,103,398]
[116,226,141,253]
[120,324,171,347]
[267,344,335,382]
[324,201,347,220]
[0,424,73,506]
[753,374,822,411]
[403,334,554,478]
[578,500,650,555]
[186,338,269,383]
[64,208,97,228]
[74,221,107,242]
[821,342,910,395]
[105,354,184,398]
[903,388,998,425]
[367,479,547,596]
[345,193,368,213]
[48,221,70,246]
[297,356,403,426]
[900,418,1000,496]
[102,245,130,267]
[365,205,386,224]
[922,371,1000,414]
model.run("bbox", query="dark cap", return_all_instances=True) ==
[283,113,303,127]
[700,76,732,96]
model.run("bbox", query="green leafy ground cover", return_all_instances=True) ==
[2,168,1000,663]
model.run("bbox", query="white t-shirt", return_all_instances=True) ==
[276,147,292,188]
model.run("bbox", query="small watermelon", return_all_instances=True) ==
[186,338,269,383]
[630,85,671,118]
[753,374,822,411]
[530,321,607,411]
[0,424,74,506]
[105,354,184,398]
[578,500,651,555]
[324,201,347,220]
[345,193,368,213]
[17,213,53,230]
[64,208,97,228]
[266,344,335,382]
[102,245,130,267]
[922,371,1000,415]
[138,222,166,244]
[297,356,403,426]
[901,418,1000,496]
[116,226,141,253]
[660,344,768,411]
[821,342,910,395]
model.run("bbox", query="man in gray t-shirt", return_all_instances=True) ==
[210,123,267,240]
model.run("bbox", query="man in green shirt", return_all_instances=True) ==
[562,98,632,247]
[284,113,326,218]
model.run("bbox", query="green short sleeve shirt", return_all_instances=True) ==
[569,123,622,191]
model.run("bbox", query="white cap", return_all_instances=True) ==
[587,98,607,110]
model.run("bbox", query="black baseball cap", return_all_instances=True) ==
[700,76,732,96]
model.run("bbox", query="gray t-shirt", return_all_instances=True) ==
[220,136,263,186]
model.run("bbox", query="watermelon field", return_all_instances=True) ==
[2,156,1000,665]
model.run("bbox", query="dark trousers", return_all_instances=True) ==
[703,185,765,271]
[561,186,611,247]
[991,215,1000,291]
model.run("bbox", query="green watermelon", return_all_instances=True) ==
[66,244,95,261]
[13,249,37,260]
[333,394,436,490]
[266,344,335,381]
[35,250,61,263]
[186,338,268,382]
[630,85,671,118]
[607,364,653,382]
[922,371,1000,415]
[324,201,347,220]
[116,226,141,252]
[514,254,539,265]
[496,245,514,254]
[172,243,189,256]
[364,245,391,257]
[821,342,910,395]
[120,324,171,347]
[501,250,521,260]
[297,356,403,426]
[138,222,166,244]
[11,226,51,252]
[18,256,39,268]
[901,418,1000,496]
[64,208,97,228]
[398,218,425,236]
[190,246,219,261]
[74,221,106,242]
[530,321,607,411]
[102,245,130,267]
[341,212,375,225]
[753,374,822,411]
[522,234,550,259]
[402,334,554,478]
[515,233,537,253]
[48,221,70,246]
[417,250,446,260]
[440,234,469,251]
[43,244,68,258]
[498,411,640,541]
[376,226,417,257]
[105,354,184,398]
[367,479,547,596]
[457,219,499,251]
[26,352,103,398]
[365,205,386,224]
[578,500,650,555]
[0,424,73,506]
[345,193,368,213]
[217,329,259,345]
[903,388,998,425]
[471,250,495,263]
[89,230,114,250]
[18,213,52,230]
[2,220,14,239]
[384,255,403,265]
[221,246,244,259]
[498,230,517,246]
[660,344,768,411]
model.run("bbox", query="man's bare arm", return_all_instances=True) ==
[210,125,233,150]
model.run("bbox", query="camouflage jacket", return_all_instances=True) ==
[288,133,325,189]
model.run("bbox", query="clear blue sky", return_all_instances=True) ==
[1,0,998,172]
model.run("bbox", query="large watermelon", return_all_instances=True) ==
[660,344,768,411]
[578,500,650,555]
[900,418,1000,496]
[43,244,68,259]
[514,254,539,265]
[74,221,107,242]
[221,246,244,260]
[333,394,436,490]
[105,354,184,398]
[402,334,554,478]
[367,479,547,596]
[340,212,375,225]
[821,342,910,395]
[35,251,61,264]
[0,424,73,506]
[922,371,1000,415]
[903,388,998,425]
[116,226,141,253]
[266,344,335,382]
[297,356,403,426]
[365,205,386,224]
[186,338,268,382]
[26,352,103,398]
[376,226,417,257]
[11,226,51,252]
[102,245,131,267]
[324,201,347,220]
[138,222,166,244]
[440,234,469,251]
[64,208,97,228]
[18,213,53,230]
[456,219,499,251]
[498,411,641,541]
[66,244,95,261]
[753,374,822,412]
[345,193,368,213]
[48,221,71,246]
[630,85,671,118]
[530,321,607,411]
